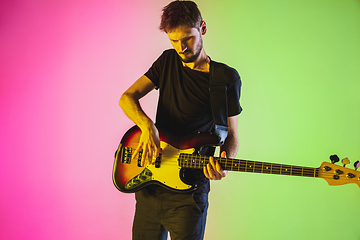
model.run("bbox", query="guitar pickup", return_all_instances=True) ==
[137,150,143,167]
[154,153,162,168]
[134,150,161,167]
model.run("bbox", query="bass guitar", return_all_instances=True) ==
[113,126,360,193]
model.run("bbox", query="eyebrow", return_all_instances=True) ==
[170,36,192,42]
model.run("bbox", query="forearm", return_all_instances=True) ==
[220,132,238,159]
[119,93,154,131]
[220,115,239,158]
[119,75,156,131]
[119,82,160,164]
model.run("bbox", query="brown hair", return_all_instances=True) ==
[159,0,203,33]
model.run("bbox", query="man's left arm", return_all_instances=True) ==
[204,115,239,180]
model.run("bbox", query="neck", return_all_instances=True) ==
[182,50,209,72]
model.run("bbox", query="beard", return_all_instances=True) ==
[179,38,203,63]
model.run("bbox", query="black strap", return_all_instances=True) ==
[209,60,228,145]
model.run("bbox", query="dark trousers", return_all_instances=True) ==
[132,186,209,240]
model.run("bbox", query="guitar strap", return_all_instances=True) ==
[209,59,228,145]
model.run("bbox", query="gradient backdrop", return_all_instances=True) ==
[1,0,359,239]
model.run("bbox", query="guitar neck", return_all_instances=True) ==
[179,153,319,178]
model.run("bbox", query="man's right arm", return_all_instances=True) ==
[119,75,160,166]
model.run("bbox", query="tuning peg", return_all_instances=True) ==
[330,155,340,164]
[342,157,350,167]
[354,161,360,171]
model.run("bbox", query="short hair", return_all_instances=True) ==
[159,0,203,33]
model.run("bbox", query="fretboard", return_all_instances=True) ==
[178,153,319,177]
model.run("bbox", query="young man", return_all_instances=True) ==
[119,1,242,239]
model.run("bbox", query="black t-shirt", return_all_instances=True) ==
[145,49,242,193]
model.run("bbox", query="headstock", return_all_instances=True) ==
[318,155,360,188]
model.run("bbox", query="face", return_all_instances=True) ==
[167,23,205,63]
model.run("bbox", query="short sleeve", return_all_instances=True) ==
[226,68,242,116]
[144,51,167,89]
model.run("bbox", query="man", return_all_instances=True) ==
[119,1,242,239]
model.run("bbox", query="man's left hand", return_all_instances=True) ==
[204,151,227,180]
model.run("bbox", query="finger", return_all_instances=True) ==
[215,160,227,178]
[208,157,220,180]
[206,164,213,179]
[146,143,153,165]
[154,145,160,159]
[209,158,224,179]
[144,143,155,166]
[150,144,160,165]
[208,164,216,180]
[220,151,226,158]
[215,160,223,172]
[203,166,210,179]
[209,156,216,169]
[132,143,142,163]
[210,156,215,163]
[210,166,221,180]
[208,157,215,178]
[141,146,148,167]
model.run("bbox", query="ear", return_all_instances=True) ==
[200,21,207,35]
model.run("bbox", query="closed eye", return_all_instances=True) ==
[170,36,192,43]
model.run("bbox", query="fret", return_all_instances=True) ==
[238,161,247,172]
[263,162,272,174]
[199,156,207,168]
[250,161,255,172]
[302,167,318,177]
[253,161,263,173]
[233,159,242,171]
[191,157,195,168]
[182,156,188,168]
[220,158,228,170]
[314,168,319,177]
[223,158,229,171]
[271,164,282,175]
[245,161,254,172]
[280,165,292,175]
[292,167,305,176]
[226,159,234,171]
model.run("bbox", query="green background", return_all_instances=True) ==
[199,0,360,239]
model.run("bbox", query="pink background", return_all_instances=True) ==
[1,0,170,239]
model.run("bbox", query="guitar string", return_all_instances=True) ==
[127,150,358,183]
[179,159,357,180]
[135,154,358,180]
[139,164,358,182]
[177,155,358,180]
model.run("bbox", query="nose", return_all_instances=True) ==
[180,41,187,53]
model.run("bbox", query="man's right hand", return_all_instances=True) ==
[132,122,161,167]
[119,75,160,167]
